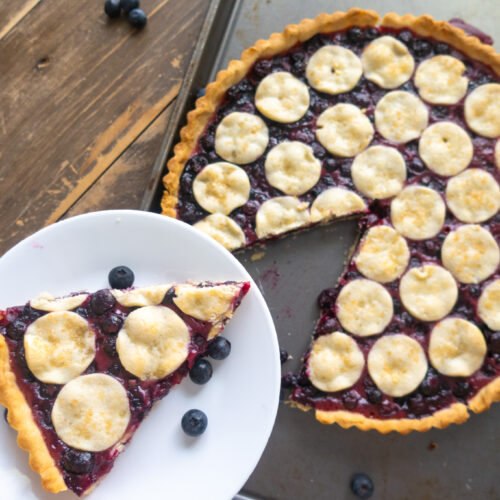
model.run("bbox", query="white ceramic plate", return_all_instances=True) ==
[0,210,280,500]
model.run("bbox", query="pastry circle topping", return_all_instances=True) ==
[414,55,468,104]
[194,213,246,251]
[355,225,410,283]
[265,141,321,195]
[30,293,88,312]
[367,334,427,397]
[390,186,445,240]
[316,103,374,157]
[310,187,366,223]
[442,225,500,284]
[112,285,171,307]
[495,140,500,169]
[399,265,458,322]
[215,112,269,164]
[255,71,310,123]
[255,196,310,239]
[429,318,487,377]
[116,306,190,380]
[478,279,500,330]
[336,279,393,337]
[308,332,364,392]
[24,311,95,384]
[306,45,362,94]
[419,122,473,177]
[465,83,500,138]
[52,374,130,452]
[446,169,500,223]
[351,145,406,199]
[361,35,415,89]
[375,91,429,143]
[173,283,239,324]
[193,162,250,215]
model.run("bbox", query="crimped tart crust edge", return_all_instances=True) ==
[0,336,67,493]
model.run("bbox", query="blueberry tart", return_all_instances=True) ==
[162,8,500,433]
[0,281,249,495]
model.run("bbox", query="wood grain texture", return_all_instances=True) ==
[65,103,173,218]
[0,0,208,256]
[0,0,42,40]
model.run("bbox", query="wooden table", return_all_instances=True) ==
[0,0,209,256]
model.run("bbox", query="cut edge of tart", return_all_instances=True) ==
[161,8,500,222]
[0,281,250,495]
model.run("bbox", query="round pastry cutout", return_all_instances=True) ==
[193,162,250,215]
[265,141,321,195]
[316,103,374,157]
[362,35,415,89]
[442,225,500,284]
[215,112,269,164]
[255,71,310,123]
[351,145,406,199]
[24,311,95,385]
[429,318,487,377]
[336,278,393,337]
[368,334,427,398]
[306,45,362,94]
[194,213,246,251]
[399,265,458,322]
[355,225,410,283]
[415,55,468,104]
[390,186,445,240]
[52,374,130,452]
[478,279,500,331]
[310,187,366,222]
[308,332,364,392]
[375,91,429,144]
[255,196,310,239]
[419,122,473,177]
[116,306,190,380]
[465,83,500,138]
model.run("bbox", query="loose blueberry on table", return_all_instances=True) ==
[164,9,500,433]
[0,278,249,495]
[350,473,374,499]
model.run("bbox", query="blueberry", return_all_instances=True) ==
[22,304,43,321]
[181,409,208,437]
[207,336,231,360]
[342,391,359,410]
[351,473,374,499]
[279,348,289,364]
[489,332,500,353]
[6,319,27,340]
[61,449,94,475]
[3,408,8,423]
[104,0,121,18]
[101,314,123,334]
[364,28,379,42]
[468,284,482,299]
[108,266,135,289]
[189,358,213,385]
[453,381,471,399]
[128,8,147,29]
[365,386,382,405]
[317,287,337,310]
[398,30,413,45]
[120,0,139,13]
[435,42,450,54]
[74,306,89,318]
[253,59,273,78]
[90,290,116,315]
[347,27,363,44]
[413,39,433,58]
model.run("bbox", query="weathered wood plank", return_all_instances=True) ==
[0,0,41,40]
[64,102,173,218]
[0,0,208,256]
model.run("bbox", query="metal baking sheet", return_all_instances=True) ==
[145,1,500,499]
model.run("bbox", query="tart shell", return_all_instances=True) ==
[0,336,67,493]
[162,8,500,433]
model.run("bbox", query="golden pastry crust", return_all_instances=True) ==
[0,336,67,493]
[468,377,500,413]
[161,9,500,218]
[161,8,379,217]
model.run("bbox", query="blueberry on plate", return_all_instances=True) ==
[280,347,289,364]
[120,0,139,13]
[181,409,208,437]
[128,8,147,29]
[3,408,8,423]
[90,289,116,315]
[61,449,95,475]
[108,265,134,289]
[207,336,231,360]
[104,0,121,18]
[189,358,213,385]
[350,473,374,499]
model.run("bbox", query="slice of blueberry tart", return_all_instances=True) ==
[161,8,500,433]
[0,281,249,495]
